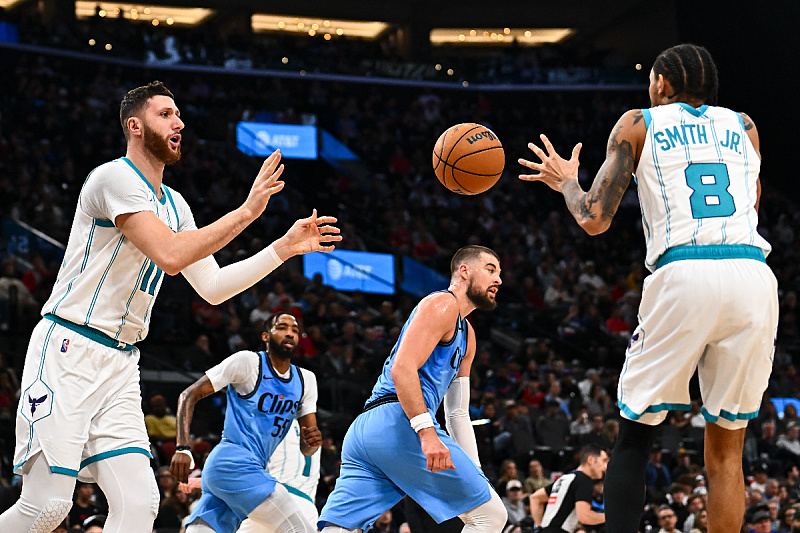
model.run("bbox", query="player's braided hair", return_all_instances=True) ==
[119,80,175,140]
[653,44,719,105]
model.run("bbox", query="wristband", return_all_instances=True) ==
[175,445,191,452]
[175,449,195,469]
[410,412,434,433]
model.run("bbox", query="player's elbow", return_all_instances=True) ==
[196,291,226,306]
[149,255,184,277]
[578,217,611,236]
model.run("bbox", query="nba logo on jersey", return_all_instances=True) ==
[60,339,70,353]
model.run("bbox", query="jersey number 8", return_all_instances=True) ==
[684,162,736,219]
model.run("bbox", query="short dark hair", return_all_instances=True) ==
[653,44,719,105]
[450,245,499,276]
[119,81,175,140]
[579,443,607,465]
[264,312,296,333]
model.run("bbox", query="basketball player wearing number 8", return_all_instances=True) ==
[519,43,778,533]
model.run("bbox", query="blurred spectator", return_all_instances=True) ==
[145,394,177,464]
[68,482,104,529]
[502,479,528,526]
[523,460,549,494]
[0,258,39,330]
[646,447,672,502]
[778,423,800,467]
[181,334,216,372]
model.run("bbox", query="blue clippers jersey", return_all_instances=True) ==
[366,290,468,414]
[221,351,305,465]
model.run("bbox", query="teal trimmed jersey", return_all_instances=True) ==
[636,103,770,272]
[41,157,195,345]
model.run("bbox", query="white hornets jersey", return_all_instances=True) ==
[267,418,321,502]
[42,157,196,346]
[635,103,770,272]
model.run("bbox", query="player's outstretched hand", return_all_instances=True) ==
[518,134,582,193]
[274,209,342,260]
[243,150,285,220]
[170,451,193,484]
[419,428,455,473]
[301,425,322,450]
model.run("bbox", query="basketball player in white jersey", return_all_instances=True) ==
[0,81,341,533]
[236,418,321,533]
[519,44,778,533]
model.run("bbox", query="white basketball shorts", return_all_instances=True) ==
[618,255,778,430]
[13,318,152,481]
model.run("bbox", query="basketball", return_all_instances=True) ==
[432,123,505,195]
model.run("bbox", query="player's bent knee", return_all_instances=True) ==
[460,492,507,532]
[29,498,72,533]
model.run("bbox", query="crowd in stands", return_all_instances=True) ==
[1,21,800,533]
[0,5,642,86]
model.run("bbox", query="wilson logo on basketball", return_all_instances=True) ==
[466,132,496,144]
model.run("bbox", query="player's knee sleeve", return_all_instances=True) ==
[29,498,72,533]
[149,470,160,518]
[460,491,507,533]
[248,484,316,533]
[321,526,363,533]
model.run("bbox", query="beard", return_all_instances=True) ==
[467,280,497,311]
[269,336,296,360]
[143,122,181,165]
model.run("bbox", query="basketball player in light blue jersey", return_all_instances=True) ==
[318,245,508,533]
[519,44,778,533]
[0,81,341,533]
[170,312,320,533]
[237,417,321,532]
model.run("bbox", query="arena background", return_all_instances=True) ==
[0,0,799,530]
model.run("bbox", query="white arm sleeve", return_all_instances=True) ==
[181,245,283,305]
[444,376,480,467]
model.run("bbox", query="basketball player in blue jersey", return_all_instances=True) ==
[0,81,341,533]
[519,44,778,533]
[318,245,508,533]
[170,312,320,533]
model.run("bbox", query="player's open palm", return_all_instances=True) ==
[170,451,193,483]
[243,149,285,219]
[518,134,582,193]
[281,209,342,257]
[419,429,455,472]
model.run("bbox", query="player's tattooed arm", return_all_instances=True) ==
[740,112,761,159]
[561,110,642,234]
[519,109,643,235]
[740,112,755,131]
[170,375,216,482]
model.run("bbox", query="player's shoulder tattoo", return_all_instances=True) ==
[631,109,644,125]
[740,112,756,131]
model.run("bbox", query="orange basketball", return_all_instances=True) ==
[432,123,504,195]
